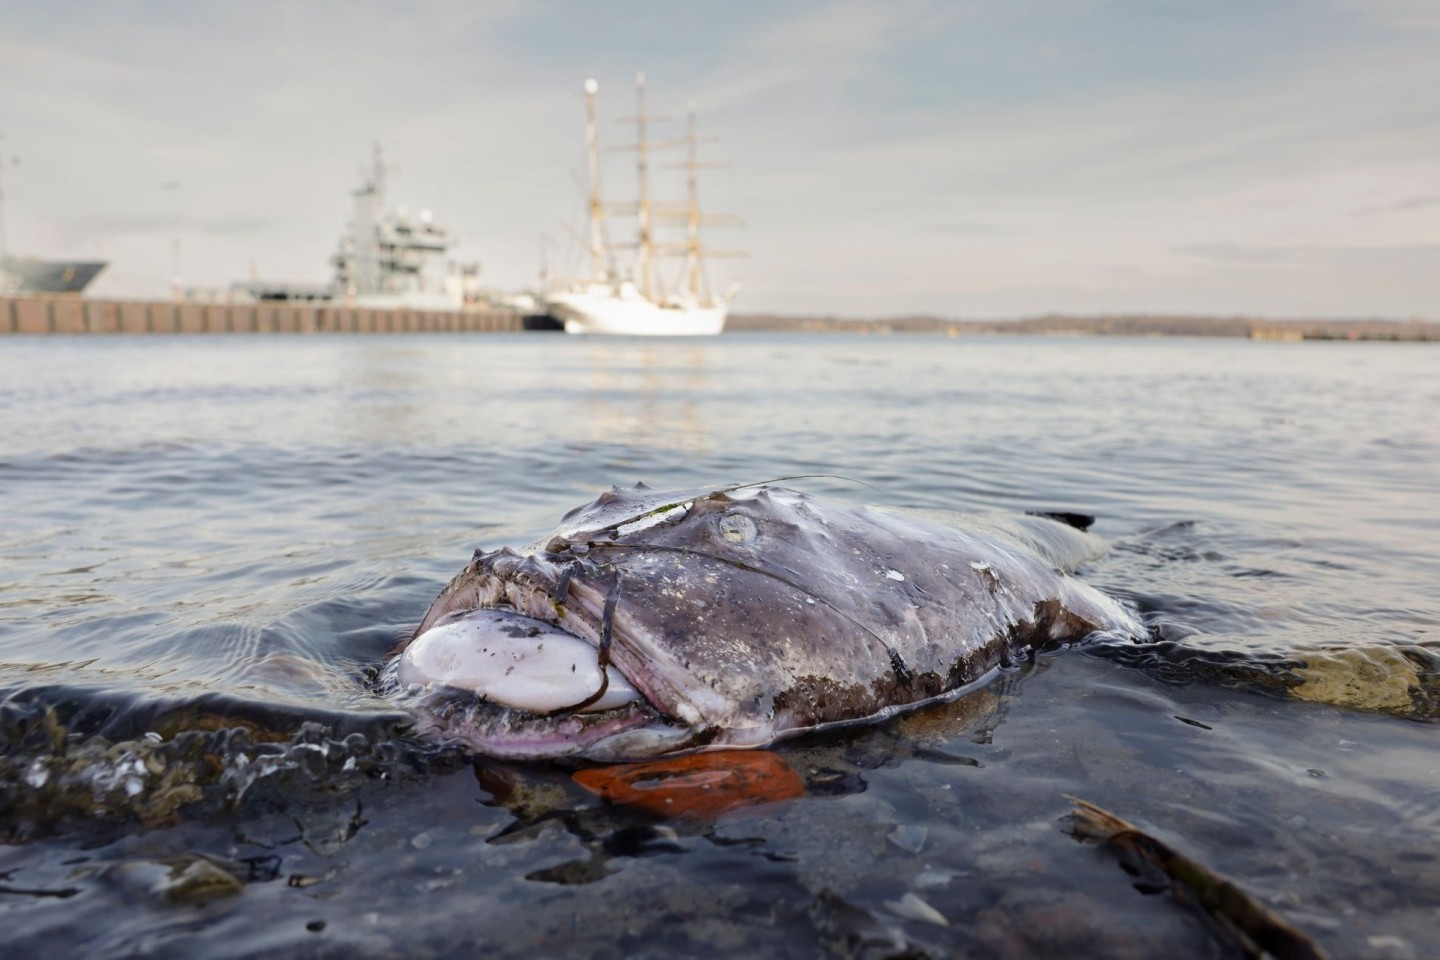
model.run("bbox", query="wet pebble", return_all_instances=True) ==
[105,855,245,905]
[913,868,964,890]
[1367,934,1417,960]
[163,858,244,904]
[885,891,949,927]
[887,824,928,855]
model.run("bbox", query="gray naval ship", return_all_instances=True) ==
[0,153,107,295]
[0,254,107,296]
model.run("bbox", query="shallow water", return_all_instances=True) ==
[1,333,1436,958]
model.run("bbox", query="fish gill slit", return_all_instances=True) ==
[549,561,577,616]
[545,569,621,715]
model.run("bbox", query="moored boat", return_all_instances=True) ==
[545,281,727,336]
[542,74,740,336]
[0,255,107,296]
[330,145,482,310]
[0,155,108,297]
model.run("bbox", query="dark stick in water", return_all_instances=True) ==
[1065,797,1328,960]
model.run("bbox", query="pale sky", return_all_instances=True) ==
[1,1,1437,318]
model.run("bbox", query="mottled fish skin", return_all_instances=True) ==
[399,484,1143,760]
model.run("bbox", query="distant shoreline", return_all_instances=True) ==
[727,313,1440,341]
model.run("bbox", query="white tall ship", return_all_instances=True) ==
[544,74,739,336]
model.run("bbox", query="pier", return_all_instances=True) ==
[0,297,527,336]
[4,296,1435,340]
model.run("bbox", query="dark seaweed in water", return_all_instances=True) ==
[1,335,1437,958]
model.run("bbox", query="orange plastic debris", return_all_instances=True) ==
[572,750,805,820]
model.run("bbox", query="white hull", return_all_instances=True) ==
[546,288,727,336]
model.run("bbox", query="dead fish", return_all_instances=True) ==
[390,482,1142,761]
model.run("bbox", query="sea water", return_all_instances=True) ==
[0,333,1435,957]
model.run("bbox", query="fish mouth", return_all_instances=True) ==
[407,687,671,761]
[397,548,700,760]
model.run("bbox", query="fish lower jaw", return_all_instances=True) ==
[416,693,677,760]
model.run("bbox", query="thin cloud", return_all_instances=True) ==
[1175,242,1440,268]
[1389,195,1440,213]
[923,221,1015,238]
[60,214,281,237]
[1335,0,1440,30]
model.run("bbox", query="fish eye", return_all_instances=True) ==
[717,513,757,544]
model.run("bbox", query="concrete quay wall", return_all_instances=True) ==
[1,298,525,336]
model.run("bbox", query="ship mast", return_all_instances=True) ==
[583,78,607,283]
[372,141,387,207]
[683,101,701,299]
[351,142,389,295]
[577,73,738,308]
[655,101,740,305]
[633,71,655,300]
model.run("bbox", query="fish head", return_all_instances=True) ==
[399,483,913,760]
